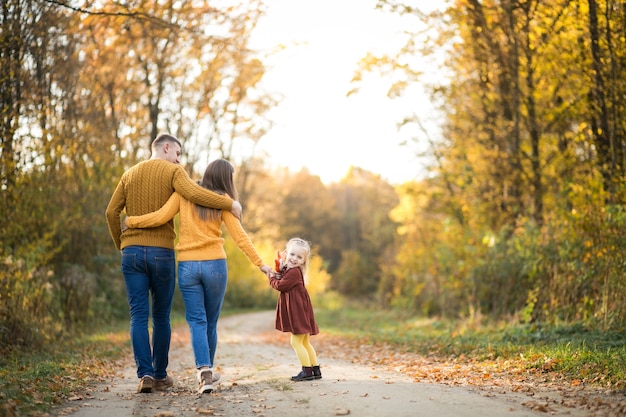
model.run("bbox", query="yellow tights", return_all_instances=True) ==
[290,333,318,367]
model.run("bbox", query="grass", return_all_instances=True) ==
[315,307,626,389]
[0,320,132,416]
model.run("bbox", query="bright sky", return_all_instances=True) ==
[249,0,444,185]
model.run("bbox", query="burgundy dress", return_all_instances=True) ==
[269,266,319,335]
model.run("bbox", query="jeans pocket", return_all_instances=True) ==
[178,262,198,288]
[121,252,136,273]
[154,255,175,282]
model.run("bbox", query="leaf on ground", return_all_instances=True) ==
[259,330,626,416]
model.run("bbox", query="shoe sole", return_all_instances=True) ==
[199,383,213,394]
[138,378,153,393]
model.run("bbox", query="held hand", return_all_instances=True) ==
[260,265,273,278]
[231,200,243,219]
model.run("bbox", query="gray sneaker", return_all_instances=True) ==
[137,375,154,393]
[198,369,213,394]
[154,375,174,391]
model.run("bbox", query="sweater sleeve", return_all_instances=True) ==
[172,166,233,210]
[222,211,263,267]
[105,180,126,251]
[125,193,181,229]
[269,267,302,292]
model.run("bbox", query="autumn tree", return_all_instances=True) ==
[271,168,341,265]
[329,168,399,298]
[586,0,626,201]
[0,0,276,350]
[362,0,626,327]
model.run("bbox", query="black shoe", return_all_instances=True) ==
[291,366,315,381]
[312,365,322,380]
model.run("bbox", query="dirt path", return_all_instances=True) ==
[52,311,595,417]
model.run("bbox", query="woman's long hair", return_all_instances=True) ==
[195,159,238,221]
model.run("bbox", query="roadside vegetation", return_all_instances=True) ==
[315,307,626,390]
[0,321,131,417]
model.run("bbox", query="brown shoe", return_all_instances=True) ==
[154,375,174,391]
[198,369,213,394]
[137,375,154,393]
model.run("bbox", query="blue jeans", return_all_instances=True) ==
[121,246,176,379]
[178,259,228,369]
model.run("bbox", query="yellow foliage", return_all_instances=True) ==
[223,233,331,302]
[306,255,331,297]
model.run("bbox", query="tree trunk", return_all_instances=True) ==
[587,0,615,199]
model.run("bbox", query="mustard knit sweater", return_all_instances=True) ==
[105,159,233,251]
[125,192,263,266]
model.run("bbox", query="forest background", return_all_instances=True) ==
[1,0,626,367]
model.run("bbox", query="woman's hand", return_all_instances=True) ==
[260,264,274,278]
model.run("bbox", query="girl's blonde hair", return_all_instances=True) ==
[283,237,311,283]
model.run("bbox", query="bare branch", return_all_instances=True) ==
[39,0,179,29]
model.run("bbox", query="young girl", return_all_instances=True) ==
[124,159,273,394]
[268,238,321,381]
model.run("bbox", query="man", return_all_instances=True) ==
[105,133,242,393]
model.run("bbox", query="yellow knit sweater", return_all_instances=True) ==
[105,159,233,251]
[125,193,263,266]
